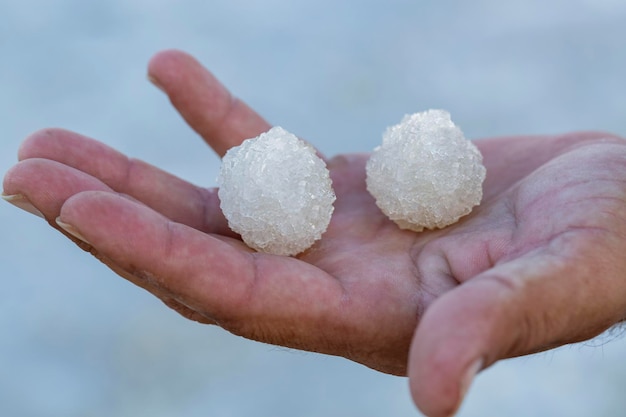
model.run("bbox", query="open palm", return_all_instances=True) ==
[5,50,626,417]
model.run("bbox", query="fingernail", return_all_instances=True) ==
[455,359,483,414]
[147,74,166,93]
[56,217,91,245]
[2,193,45,218]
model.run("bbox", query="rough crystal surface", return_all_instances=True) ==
[218,126,336,256]
[366,109,486,231]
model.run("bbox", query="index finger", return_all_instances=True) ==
[57,190,346,348]
[147,49,271,157]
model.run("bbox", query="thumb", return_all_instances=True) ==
[407,247,625,417]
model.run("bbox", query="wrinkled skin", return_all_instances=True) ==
[4,50,626,417]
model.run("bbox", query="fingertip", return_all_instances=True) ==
[458,358,483,406]
[58,189,111,222]
[58,190,171,260]
[408,284,495,417]
[147,49,201,92]
[418,358,483,417]
[2,162,19,194]
[409,344,479,417]
[2,193,46,219]
[17,128,66,161]
[147,49,194,75]
[56,216,91,245]
[145,49,271,157]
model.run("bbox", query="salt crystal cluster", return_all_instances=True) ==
[217,126,335,256]
[366,109,486,232]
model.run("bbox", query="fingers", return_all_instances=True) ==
[57,191,345,345]
[408,240,626,417]
[10,49,288,233]
[3,158,113,222]
[56,190,254,319]
[3,156,220,325]
[16,128,233,235]
[147,49,271,157]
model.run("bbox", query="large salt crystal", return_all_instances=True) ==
[217,126,336,256]
[365,109,486,232]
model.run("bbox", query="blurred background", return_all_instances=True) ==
[2,0,626,416]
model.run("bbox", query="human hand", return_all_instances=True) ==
[4,50,626,417]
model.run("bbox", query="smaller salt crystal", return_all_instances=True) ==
[217,127,335,256]
[365,109,486,231]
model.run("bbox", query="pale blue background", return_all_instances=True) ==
[2,1,626,416]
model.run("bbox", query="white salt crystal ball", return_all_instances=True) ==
[366,109,486,232]
[217,126,336,256]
